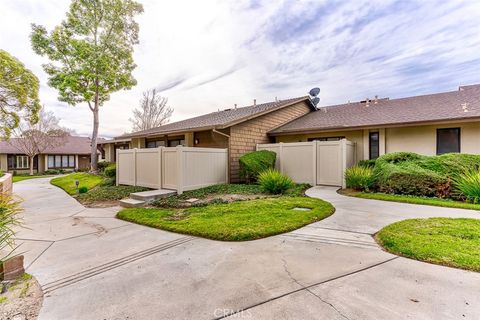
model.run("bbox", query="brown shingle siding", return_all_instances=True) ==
[229,101,311,182]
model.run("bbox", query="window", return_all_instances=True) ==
[146,140,165,148]
[16,156,29,169]
[437,128,460,154]
[369,132,379,159]
[308,136,345,142]
[48,155,76,168]
[168,139,185,147]
[69,155,75,167]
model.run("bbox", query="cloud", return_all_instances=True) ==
[0,0,479,138]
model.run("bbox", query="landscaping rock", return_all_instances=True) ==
[1,255,25,281]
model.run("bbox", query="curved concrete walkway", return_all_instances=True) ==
[12,179,480,320]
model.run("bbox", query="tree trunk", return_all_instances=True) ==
[29,156,34,176]
[90,106,99,172]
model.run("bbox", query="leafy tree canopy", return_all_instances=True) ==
[30,0,143,110]
[0,50,41,138]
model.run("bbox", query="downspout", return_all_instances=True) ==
[212,129,231,183]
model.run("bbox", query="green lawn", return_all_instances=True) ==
[76,185,149,203]
[376,218,480,272]
[340,189,480,211]
[13,175,51,183]
[118,197,334,241]
[50,173,103,195]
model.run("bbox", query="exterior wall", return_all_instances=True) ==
[0,173,13,195]
[229,101,312,182]
[194,130,229,148]
[131,137,146,148]
[104,144,115,162]
[385,121,480,155]
[275,130,365,162]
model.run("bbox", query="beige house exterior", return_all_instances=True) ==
[270,84,480,161]
[101,84,480,183]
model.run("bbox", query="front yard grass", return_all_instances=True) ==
[340,189,480,211]
[118,197,334,241]
[51,172,103,195]
[376,218,480,272]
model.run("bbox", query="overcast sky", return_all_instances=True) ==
[1,0,479,138]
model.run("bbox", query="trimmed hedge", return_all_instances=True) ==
[239,150,276,182]
[104,164,116,178]
[372,152,480,198]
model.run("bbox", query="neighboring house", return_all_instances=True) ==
[0,136,97,174]
[106,97,315,182]
[97,137,132,162]
[101,84,480,182]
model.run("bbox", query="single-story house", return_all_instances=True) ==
[0,136,97,174]
[107,97,316,182]
[102,84,480,182]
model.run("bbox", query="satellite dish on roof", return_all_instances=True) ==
[309,87,320,97]
[308,87,321,108]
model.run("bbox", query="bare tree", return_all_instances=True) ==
[9,108,68,175]
[129,89,173,131]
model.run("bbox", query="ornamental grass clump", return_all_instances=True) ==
[455,170,480,203]
[0,195,22,263]
[345,165,375,191]
[258,169,293,194]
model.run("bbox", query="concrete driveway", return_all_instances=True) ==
[12,178,480,320]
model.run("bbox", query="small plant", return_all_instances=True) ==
[78,186,88,194]
[44,169,60,175]
[239,150,276,183]
[104,164,116,178]
[345,165,375,191]
[0,195,22,266]
[455,170,480,203]
[258,169,293,194]
[357,159,376,169]
[97,161,113,172]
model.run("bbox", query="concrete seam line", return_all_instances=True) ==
[13,238,55,243]
[54,224,131,242]
[42,237,194,294]
[69,207,87,217]
[305,226,374,236]
[213,257,399,320]
[25,241,55,270]
[283,233,377,246]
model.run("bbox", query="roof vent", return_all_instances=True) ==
[461,102,469,112]
[374,95,378,104]
[365,97,370,107]
[234,104,237,109]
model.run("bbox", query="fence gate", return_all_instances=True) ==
[257,140,356,187]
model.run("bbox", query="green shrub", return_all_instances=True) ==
[357,159,376,169]
[78,186,88,193]
[345,166,375,191]
[239,150,276,182]
[100,177,116,187]
[104,164,116,177]
[258,169,293,194]
[455,170,480,203]
[97,161,113,172]
[44,169,60,175]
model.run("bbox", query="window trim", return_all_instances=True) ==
[369,132,380,160]
[48,154,76,169]
[436,127,461,155]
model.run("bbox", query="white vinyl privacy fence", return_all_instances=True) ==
[117,146,228,194]
[257,140,356,187]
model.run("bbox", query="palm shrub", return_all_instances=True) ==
[258,169,293,194]
[0,195,22,264]
[104,164,116,177]
[455,170,480,203]
[345,165,375,191]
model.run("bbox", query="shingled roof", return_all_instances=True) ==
[269,85,480,135]
[117,96,313,139]
[0,136,94,154]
